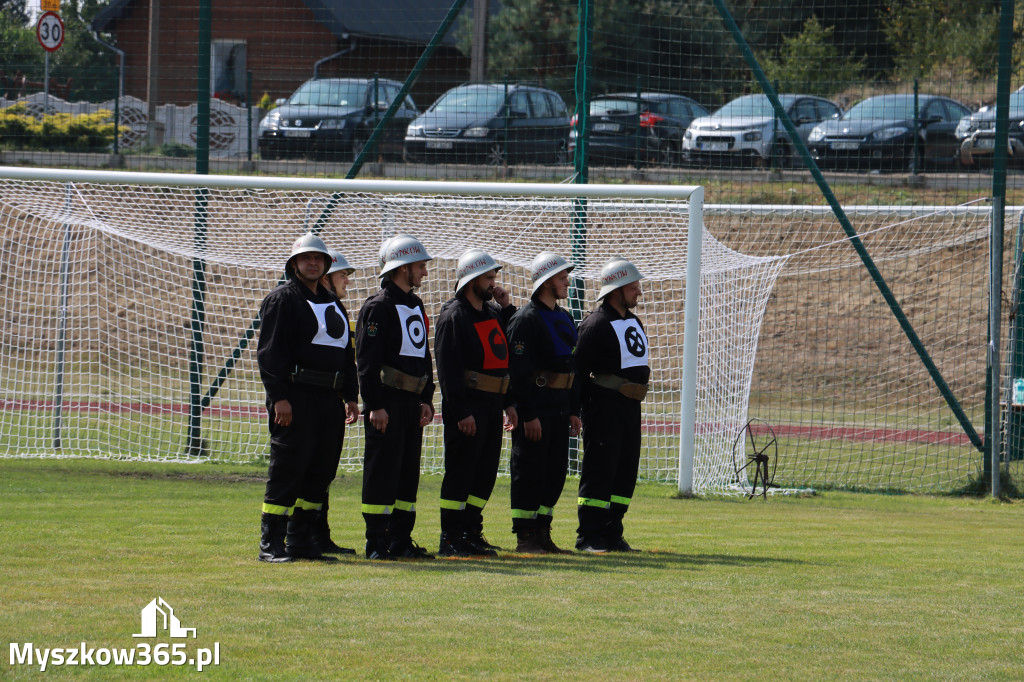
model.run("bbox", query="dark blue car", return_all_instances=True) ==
[808,94,971,172]
[404,83,570,165]
[258,78,419,161]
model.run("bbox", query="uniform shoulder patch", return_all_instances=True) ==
[513,340,526,355]
[366,322,379,337]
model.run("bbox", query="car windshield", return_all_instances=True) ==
[431,87,504,115]
[714,95,778,118]
[289,81,367,107]
[591,98,640,115]
[843,96,918,120]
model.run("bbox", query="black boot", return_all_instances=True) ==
[438,531,474,557]
[314,500,356,555]
[461,531,498,556]
[514,528,548,554]
[537,517,573,555]
[390,537,435,559]
[606,536,640,553]
[464,506,501,551]
[258,513,294,563]
[286,509,338,562]
[364,515,394,560]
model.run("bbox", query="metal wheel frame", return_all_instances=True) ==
[732,418,778,499]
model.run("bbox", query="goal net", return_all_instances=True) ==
[0,170,783,492]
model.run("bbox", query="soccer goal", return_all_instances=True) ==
[0,167,787,492]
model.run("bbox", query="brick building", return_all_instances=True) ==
[90,0,473,110]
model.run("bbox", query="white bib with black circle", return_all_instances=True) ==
[307,300,350,349]
[610,318,648,369]
[395,304,427,358]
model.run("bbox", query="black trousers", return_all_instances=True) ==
[577,393,642,542]
[263,388,345,514]
[361,389,424,542]
[509,413,570,532]
[439,397,504,534]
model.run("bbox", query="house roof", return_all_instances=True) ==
[91,0,479,46]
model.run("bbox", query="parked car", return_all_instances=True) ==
[568,92,709,166]
[683,94,840,167]
[808,94,971,172]
[258,78,419,161]
[957,90,1024,167]
[403,83,570,165]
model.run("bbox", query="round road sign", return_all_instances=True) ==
[37,12,64,53]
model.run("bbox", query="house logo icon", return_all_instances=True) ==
[132,597,197,638]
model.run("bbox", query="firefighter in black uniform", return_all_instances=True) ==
[256,233,356,563]
[434,249,519,557]
[356,235,436,560]
[507,251,581,555]
[575,257,650,553]
[312,249,361,555]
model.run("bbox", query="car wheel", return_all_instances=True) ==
[905,146,919,173]
[486,141,507,166]
[771,140,792,169]
[655,141,676,167]
[551,141,568,165]
[402,147,419,164]
[351,135,368,163]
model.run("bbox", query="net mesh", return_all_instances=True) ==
[0,178,777,492]
[0,177,1004,492]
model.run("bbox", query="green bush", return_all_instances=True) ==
[0,105,114,151]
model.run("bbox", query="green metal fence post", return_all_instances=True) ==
[187,0,212,457]
[988,0,1015,496]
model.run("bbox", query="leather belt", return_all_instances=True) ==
[591,373,649,401]
[464,371,510,394]
[381,365,428,394]
[289,366,346,391]
[533,369,574,389]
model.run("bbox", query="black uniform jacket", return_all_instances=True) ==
[355,280,436,411]
[575,301,651,406]
[257,276,358,405]
[506,298,581,423]
[434,295,516,421]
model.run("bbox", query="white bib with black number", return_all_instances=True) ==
[307,301,349,349]
[395,304,427,358]
[610,318,648,369]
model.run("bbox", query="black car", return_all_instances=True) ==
[957,90,1024,167]
[258,78,419,161]
[807,94,971,172]
[403,83,570,165]
[569,92,708,166]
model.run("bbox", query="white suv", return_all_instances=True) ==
[683,93,840,167]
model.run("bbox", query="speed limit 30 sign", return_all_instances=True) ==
[37,11,64,52]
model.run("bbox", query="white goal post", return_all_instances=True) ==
[0,167,783,493]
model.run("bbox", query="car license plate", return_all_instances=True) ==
[976,138,995,149]
[830,141,859,150]
[283,130,310,138]
[425,140,453,150]
[593,123,620,132]
[701,142,729,151]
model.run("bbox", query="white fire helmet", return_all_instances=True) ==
[379,234,431,279]
[286,232,331,275]
[454,248,501,294]
[597,257,644,300]
[326,249,355,276]
[530,251,574,295]
[378,234,414,269]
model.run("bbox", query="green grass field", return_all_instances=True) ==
[2,458,1023,680]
